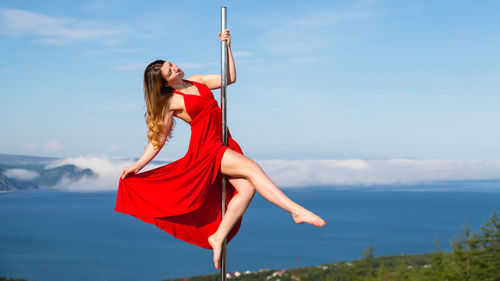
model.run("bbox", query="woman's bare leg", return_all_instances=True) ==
[208,177,255,269]
[220,148,326,226]
[209,149,326,268]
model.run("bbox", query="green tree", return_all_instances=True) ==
[407,266,425,281]
[360,246,376,279]
[477,211,500,281]
[450,219,482,281]
[348,246,376,281]
[375,264,394,281]
[324,274,334,281]
[394,255,410,281]
[423,237,452,281]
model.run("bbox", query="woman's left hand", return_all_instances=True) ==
[219,29,231,47]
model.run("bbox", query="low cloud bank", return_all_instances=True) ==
[3,168,39,181]
[44,155,164,192]
[40,156,500,192]
[259,159,500,187]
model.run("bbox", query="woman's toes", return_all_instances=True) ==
[208,234,222,269]
[292,209,326,227]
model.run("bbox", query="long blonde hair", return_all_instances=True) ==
[143,60,175,150]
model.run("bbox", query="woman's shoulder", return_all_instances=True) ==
[184,76,212,93]
[184,76,215,98]
[185,75,205,86]
[185,74,221,90]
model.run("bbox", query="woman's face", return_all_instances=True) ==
[161,61,184,86]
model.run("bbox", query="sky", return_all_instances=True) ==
[1,0,499,162]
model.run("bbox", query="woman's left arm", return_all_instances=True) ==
[188,29,236,90]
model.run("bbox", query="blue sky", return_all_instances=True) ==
[1,0,499,161]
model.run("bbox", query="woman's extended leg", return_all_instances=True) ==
[208,177,255,269]
[220,148,326,226]
[208,148,326,268]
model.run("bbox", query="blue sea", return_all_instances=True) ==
[1,186,499,281]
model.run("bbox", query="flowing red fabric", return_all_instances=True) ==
[114,80,242,249]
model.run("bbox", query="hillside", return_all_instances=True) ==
[0,153,94,192]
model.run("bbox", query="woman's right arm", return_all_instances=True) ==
[120,110,174,179]
[120,141,162,179]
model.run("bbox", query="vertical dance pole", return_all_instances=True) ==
[220,6,228,281]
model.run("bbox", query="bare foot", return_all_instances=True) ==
[292,208,327,227]
[208,233,223,270]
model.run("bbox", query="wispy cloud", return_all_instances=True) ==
[3,168,39,181]
[45,155,164,192]
[0,8,131,45]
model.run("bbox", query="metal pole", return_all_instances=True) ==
[220,6,228,281]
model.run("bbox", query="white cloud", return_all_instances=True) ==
[3,168,39,181]
[0,8,131,44]
[333,159,371,170]
[45,140,63,151]
[44,155,166,192]
[259,159,500,187]
[38,155,500,192]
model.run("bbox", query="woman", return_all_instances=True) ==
[115,29,326,270]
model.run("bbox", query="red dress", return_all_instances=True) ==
[114,79,242,249]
